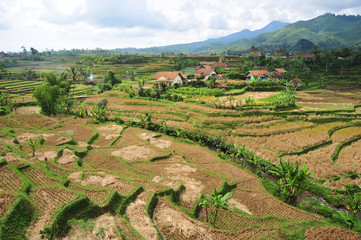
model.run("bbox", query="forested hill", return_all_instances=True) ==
[116,13,361,54]
[246,13,361,50]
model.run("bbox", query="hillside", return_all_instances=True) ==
[230,13,361,50]
[115,21,288,54]
[120,14,361,54]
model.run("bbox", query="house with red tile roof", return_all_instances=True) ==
[250,51,262,56]
[194,65,218,80]
[274,68,287,74]
[213,62,230,69]
[245,70,270,80]
[152,72,186,86]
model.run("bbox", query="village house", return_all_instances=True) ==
[249,51,262,56]
[245,70,270,80]
[152,72,186,86]
[213,62,231,69]
[194,65,218,80]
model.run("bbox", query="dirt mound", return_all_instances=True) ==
[152,176,181,189]
[34,151,57,161]
[58,149,77,165]
[164,163,204,203]
[98,124,123,140]
[111,145,152,161]
[68,172,83,181]
[138,133,172,149]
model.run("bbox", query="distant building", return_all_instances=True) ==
[152,72,186,86]
[213,62,231,69]
[249,51,262,56]
[194,65,218,80]
[245,70,270,80]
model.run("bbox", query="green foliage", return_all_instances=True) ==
[40,197,90,240]
[0,92,14,115]
[97,71,120,93]
[0,195,34,240]
[270,158,314,204]
[90,99,108,122]
[87,131,99,145]
[226,71,243,79]
[33,84,61,116]
[28,138,37,157]
[205,188,233,224]
[171,53,200,71]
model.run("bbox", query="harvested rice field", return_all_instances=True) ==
[2,82,361,239]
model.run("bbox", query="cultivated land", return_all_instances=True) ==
[1,54,361,239]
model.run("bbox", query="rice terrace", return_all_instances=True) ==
[2,12,361,240]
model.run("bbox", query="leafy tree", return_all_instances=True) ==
[0,92,13,115]
[270,158,314,204]
[33,84,61,116]
[66,66,85,96]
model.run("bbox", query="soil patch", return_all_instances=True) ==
[228,199,253,215]
[34,151,57,161]
[126,192,159,240]
[152,176,181,189]
[58,148,77,165]
[111,145,164,161]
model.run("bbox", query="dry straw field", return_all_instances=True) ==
[1,85,361,239]
[0,112,354,239]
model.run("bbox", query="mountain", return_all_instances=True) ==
[116,14,361,54]
[115,21,289,54]
[240,13,361,50]
[203,21,289,44]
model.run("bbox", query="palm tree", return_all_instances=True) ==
[126,69,136,81]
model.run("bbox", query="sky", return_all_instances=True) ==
[0,0,361,52]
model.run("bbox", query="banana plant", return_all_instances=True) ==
[270,158,314,204]
[206,189,232,225]
[197,194,211,222]
[28,138,37,157]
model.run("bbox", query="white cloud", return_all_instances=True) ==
[0,0,360,51]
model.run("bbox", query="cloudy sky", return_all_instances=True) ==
[0,0,361,52]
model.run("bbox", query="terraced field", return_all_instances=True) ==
[1,87,361,239]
